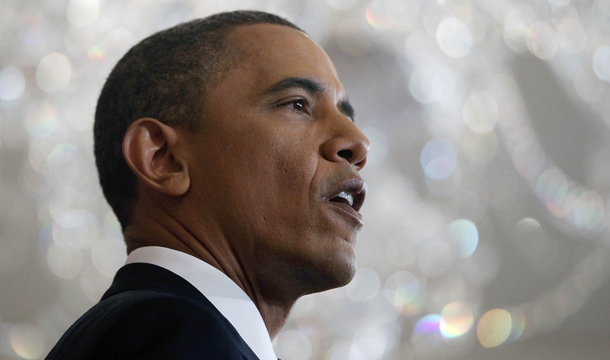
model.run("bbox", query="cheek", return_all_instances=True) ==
[246,137,320,238]
[273,139,319,203]
[208,123,320,230]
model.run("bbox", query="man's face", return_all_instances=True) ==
[181,23,370,297]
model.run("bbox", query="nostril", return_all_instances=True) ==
[337,149,352,160]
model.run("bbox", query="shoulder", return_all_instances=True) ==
[46,289,252,360]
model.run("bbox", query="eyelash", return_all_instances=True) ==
[281,98,309,113]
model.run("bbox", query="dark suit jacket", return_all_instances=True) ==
[46,263,260,359]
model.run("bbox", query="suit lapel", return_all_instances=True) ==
[103,263,261,360]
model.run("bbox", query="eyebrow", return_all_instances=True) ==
[339,99,355,122]
[264,77,324,94]
[263,77,356,122]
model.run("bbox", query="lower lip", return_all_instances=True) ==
[326,201,364,225]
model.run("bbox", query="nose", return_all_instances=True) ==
[321,117,370,171]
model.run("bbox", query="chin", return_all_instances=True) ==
[298,249,358,295]
[257,233,359,298]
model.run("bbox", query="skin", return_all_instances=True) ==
[122,23,370,338]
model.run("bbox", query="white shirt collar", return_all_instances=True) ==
[125,246,277,360]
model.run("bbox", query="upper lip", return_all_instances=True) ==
[323,177,367,212]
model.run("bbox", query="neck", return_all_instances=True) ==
[123,199,298,339]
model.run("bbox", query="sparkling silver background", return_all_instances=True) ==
[2,0,610,359]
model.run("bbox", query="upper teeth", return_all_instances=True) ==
[337,191,354,206]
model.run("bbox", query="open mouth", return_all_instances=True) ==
[329,191,354,207]
[326,179,366,212]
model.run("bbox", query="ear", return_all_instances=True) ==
[122,118,190,196]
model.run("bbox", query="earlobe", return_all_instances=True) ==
[122,118,190,196]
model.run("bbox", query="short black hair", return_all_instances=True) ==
[94,10,302,229]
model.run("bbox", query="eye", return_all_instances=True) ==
[283,98,308,113]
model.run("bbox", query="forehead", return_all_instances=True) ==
[224,23,344,94]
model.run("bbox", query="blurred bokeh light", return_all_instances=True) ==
[2,0,610,359]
